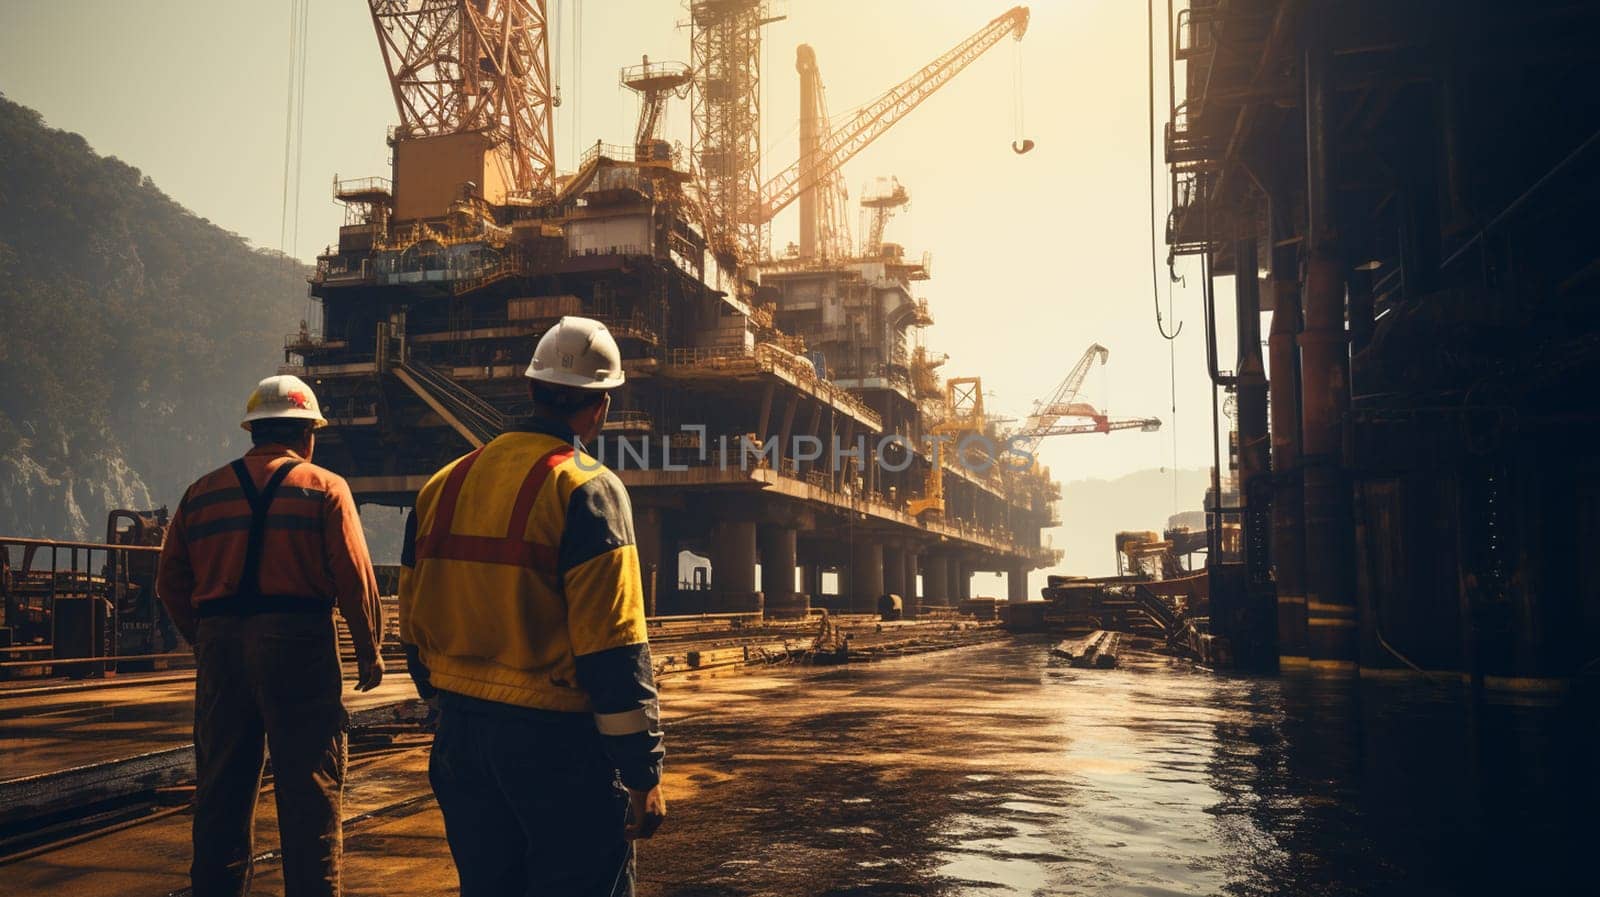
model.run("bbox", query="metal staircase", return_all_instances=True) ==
[393,360,506,448]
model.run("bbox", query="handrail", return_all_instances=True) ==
[1130,582,1183,637]
[333,175,393,198]
[395,360,506,446]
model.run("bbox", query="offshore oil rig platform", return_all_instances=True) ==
[287,1,1062,618]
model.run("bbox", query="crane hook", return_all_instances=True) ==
[1010,28,1033,155]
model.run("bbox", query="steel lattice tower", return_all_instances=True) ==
[690,0,766,261]
[368,0,556,199]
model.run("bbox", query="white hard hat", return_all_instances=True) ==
[525,316,625,390]
[241,374,328,431]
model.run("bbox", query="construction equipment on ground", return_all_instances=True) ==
[1,510,180,680]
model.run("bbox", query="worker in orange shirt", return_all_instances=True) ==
[157,374,385,897]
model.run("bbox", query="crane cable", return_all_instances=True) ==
[277,0,311,259]
[278,0,302,255]
[550,0,562,112]
[1169,266,1180,515]
[1011,37,1033,153]
[573,0,583,168]
[1150,0,1181,340]
[290,0,311,259]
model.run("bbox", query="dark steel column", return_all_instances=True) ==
[709,519,760,613]
[1301,33,1358,667]
[883,543,907,600]
[759,524,804,618]
[849,540,884,614]
[922,553,948,607]
[797,548,821,605]
[1268,215,1309,664]
[1007,563,1029,603]
[655,515,682,615]
[1347,268,1374,354]
[635,506,662,617]
[1235,237,1275,667]
[903,550,921,617]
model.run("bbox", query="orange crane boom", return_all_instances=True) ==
[1025,417,1163,438]
[755,5,1030,227]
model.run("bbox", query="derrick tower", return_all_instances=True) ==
[689,0,767,262]
[368,0,556,217]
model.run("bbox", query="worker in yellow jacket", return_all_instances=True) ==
[400,316,665,897]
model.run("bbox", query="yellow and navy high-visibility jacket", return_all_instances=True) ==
[399,418,663,789]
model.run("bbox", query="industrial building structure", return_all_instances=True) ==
[289,1,1062,618]
[1167,0,1600,680]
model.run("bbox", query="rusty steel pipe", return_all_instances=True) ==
[1299,27,1358,668]
[1300,252,1358,666]
[1269,279,1309,663]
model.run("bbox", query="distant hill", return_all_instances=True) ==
[0,94,307,538]
[1048,467,1212,577]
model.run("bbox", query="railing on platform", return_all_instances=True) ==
[578,140,686,170]
[333,175,393,200]
[664,344,885,431]
[1175,4,1217,59]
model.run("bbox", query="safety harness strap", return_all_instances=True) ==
[230,458,301,602]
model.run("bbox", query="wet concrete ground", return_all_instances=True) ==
[8,639,1597,896]
[0,674,420,780]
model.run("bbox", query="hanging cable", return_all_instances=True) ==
[572,0,583,167]
[1169,268,1179,516]
[277,0,301,254]
[1164,0,1186,289]
[1149,0,1181,340]
[550,0,563,115]
[290,0,311,258]
[1011,37,1033,154]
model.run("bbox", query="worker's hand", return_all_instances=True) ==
[355,654,385,692]
[624,785,667,841]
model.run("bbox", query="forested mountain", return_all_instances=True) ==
[0,94,308,538]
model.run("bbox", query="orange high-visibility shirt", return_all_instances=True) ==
[156,445,384,661]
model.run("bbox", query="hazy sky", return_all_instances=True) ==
[2,0,1246,576]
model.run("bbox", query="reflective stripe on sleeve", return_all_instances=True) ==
[593,707,653,736]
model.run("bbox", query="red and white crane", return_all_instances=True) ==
[1013,344,1162,460]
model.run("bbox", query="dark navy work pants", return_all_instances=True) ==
[429,693,634,897]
